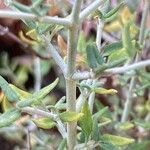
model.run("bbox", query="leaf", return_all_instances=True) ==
[108,48,128,63]
[101,134,135,146]
[77,31,87,53]
[79,101,93,139]
[57,139,67,150]
[99,117,112,127]
[9,84,31,100]
[126,141,150,150]
[93,44,104,65]
[16,78,59,107]
[2,96,13,112]
[102,42,123,57]
[0,92,4,104]
[134,119,150,129]
[122,22,136,57]
[103,2,124,19]
[0,108,21,128]
[100,142,120,150]
[86,43,97,69]
[0,75,20,102]
[59,111,84,122]
[32,118,56,129]
[101,0,110,15]
[115,122,134,131]
[91,118,100,141]
[93,107,109,119]
[92,87,117,95]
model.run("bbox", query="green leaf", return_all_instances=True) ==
[86,43,98,69]
[101,0,110,15]
[101,134,135,146]
[93,107,109,119]
[57,139,67,150]
[100,143,120,150]
[92,43,104,65]
[77,31,87,53]
[115,122,134,131]
[102,42,123,57]
[2,96,13,112]
[16,78,59,107]
[86,42,104,69]
[0,75,20,102]
[99,117,111,127]
[108,48,128,63]
[103,2,124,18]
[122,22,135,57]
[59,111,84,122]
[32,118,56,129]
[92,87,117,95]
[91,118,100,141]
[79,101,93,140]
[126,141,150,150]
[0,108,21,128]
[9,84,31,100]
[134,119,150,129]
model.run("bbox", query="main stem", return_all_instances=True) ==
[66,0,82,149]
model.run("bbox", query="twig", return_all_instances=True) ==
[79,0,103,23]
[21,107,67,138]
[0,10,71,26]
[72,59,150,80]
[44,36,66,75]
[96,19,104,51]
[34,57,41,92]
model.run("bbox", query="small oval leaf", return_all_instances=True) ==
[32,118,56,129]
[59,111,84,122]
[101,134,135,146]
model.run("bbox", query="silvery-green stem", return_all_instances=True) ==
[34,57,41,92]
[79,0,103,23]
[21,107,67,138]
[66,0,83,149]
[44,38,66,74]
[96,19,104,51]
[0,10,71,26]
[73,59,150,80]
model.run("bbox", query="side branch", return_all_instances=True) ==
[73,59,150,80]
[79,0,103,23]
[44,37,67,74]
[0,10,71,26]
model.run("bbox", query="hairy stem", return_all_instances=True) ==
[34,57,41,92]
[66,0,82,149]
[0,10,71,26]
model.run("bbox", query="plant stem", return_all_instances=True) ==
[66,0,82,149]
[44,38,66,74]
[121,0,149,122]
[96,19,104,51]
[0,10,71,26]
[21,107,67,138]
[72,59,150,80]
[79,0,103,23]
[34,57,41,92]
